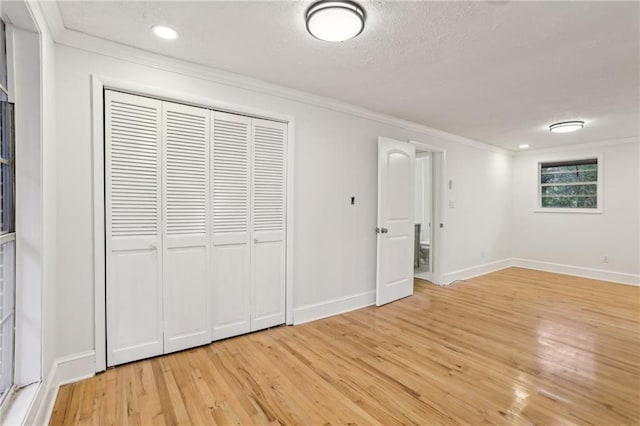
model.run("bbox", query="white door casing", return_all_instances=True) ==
[376,136,416,306]
[210,111,252,340]
[162,101,211,353]
[250,118,287,331]
[95,78,295,372]
[106,91,164,366]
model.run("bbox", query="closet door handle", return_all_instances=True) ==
[149,241,157,249]
[254,237,260,243]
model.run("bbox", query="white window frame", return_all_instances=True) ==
[0,15,16,411]
[535,154,603,214]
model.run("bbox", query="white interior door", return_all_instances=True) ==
[106,91,163,366]
[162,101,211,353]
[211,111,252,340]
[250,119,286,331]
[376,136,415,306]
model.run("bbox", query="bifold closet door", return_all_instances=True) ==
[106,91,163,366]
[162,102,211,353]
[251,119,287,331]
[211,111,252,340]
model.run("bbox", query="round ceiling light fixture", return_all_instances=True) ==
[306,1,366,42]
[549,120,584,133]
[152,25,179,40]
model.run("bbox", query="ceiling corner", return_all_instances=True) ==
[38,0,65,41]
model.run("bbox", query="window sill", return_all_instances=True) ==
[534,208,603,214]
[0,382,40,425]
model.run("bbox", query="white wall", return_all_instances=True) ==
[443,142,514,274]
[53,43,514,360]
[511,140,640,280]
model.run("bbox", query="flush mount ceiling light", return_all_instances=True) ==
[152,25,178,40]
[306,0,366,42]
[549,120,584,134]
[519,144,529,149]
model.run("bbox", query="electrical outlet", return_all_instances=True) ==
[449,200,455,208]
[602,255,609,263]
[481,251,485,259]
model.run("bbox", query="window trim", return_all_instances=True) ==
[535,153,603,214]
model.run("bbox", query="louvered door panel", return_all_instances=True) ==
[211,111,252,340]
[162,102,211,353]
[251,118,287,331]
[105,90,163,366]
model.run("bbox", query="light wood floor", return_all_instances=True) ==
[50,267,640,425]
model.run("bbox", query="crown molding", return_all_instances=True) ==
[38,1,513,155]
[36,0,65,39]
[514,136,639,157]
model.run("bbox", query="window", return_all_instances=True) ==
[538,157,601,211]
[0,17,15,407]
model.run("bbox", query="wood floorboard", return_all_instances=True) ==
[50,267,640,425]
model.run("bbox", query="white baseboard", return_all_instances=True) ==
[440,258,639,286]
[27,351,96,426]
[442,258,514,284]
[293,290,375,325]
[512,258,640,286]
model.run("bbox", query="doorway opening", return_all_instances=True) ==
[409,140,444,286]
[413,150,433,281]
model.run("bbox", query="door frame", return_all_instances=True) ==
[91,75,296,372]
[409,140,446,286]
[414,151,433,282]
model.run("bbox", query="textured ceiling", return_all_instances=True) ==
[57,1,640,150]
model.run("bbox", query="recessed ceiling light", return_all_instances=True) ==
[549,120,584,133]
[152,25,178,40]
[306,0,366,42]
[519,144,529,149]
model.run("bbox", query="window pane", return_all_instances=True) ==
[541,184,597,196]
[0,20,6,91]
[0,163,9,232]
[542,196,598,208]
[0,101,14,160]
[541,163,597,174]
[540,170,597,184]
[0,240,15,403]
[0,102,13,234]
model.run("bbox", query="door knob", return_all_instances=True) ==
[381,227,389,234]
[149,241,157,249]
